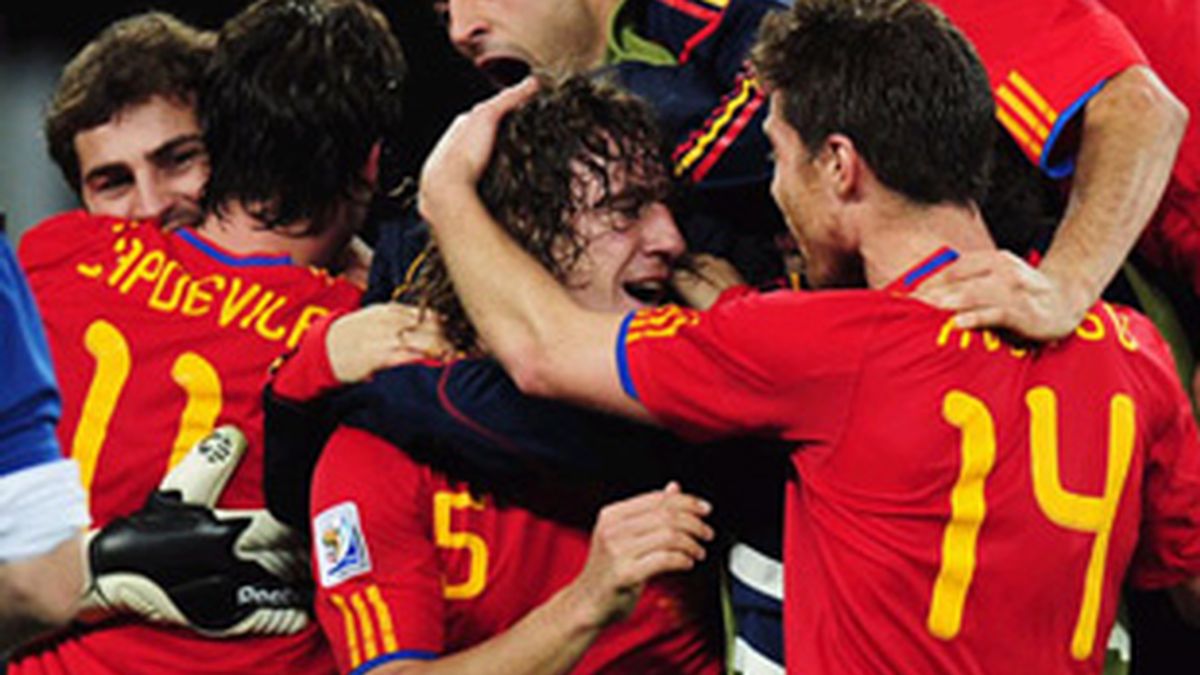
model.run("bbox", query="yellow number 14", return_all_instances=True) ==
[928,387,1135,661]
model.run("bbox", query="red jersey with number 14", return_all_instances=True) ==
[618,273,1200,673]
[14,210,358,675]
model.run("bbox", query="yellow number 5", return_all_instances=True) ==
[433,490,489,599]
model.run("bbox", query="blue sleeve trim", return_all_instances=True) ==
[616,311,641,402]
[1040,78,1108,180]
[349,649,437,674]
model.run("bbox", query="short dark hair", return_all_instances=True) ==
[44,12,214,192]
[752,0,995,206]
[200,0,407,230]
[406,76,673,352]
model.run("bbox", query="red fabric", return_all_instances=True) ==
[311,425,721,674]
[621,269,1200,672]
[270,308,348,403]
[1097,0,1200,296]
[935,0,1146,172]
[13,210,359,675]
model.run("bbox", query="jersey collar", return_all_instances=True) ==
[883,246,959,296]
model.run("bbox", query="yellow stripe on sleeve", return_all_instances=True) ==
[351,592,379,660]
[996,106,1044,159]
[1007,71,1058,124]
[996,84,1050,140]
[366,585,399,653]
[330,593,362,668]
[675,78,755,175]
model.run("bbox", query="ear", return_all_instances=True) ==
[819,133,861,200]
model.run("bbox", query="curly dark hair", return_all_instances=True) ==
[752,0,994,206]
[200,0,406,231]
[44,12,214,193]
[404,76,674,353]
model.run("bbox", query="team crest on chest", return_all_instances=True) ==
[314,501,371,588]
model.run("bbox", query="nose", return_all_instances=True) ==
[641,204,686,262]
[446,0,488,55]
[129,175,171,221]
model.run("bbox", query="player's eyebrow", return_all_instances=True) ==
[82,163,132,188]
[148,134,206,167]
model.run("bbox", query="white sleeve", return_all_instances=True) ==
[0,459,90,562]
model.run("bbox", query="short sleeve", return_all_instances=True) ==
[617,291,875,444]
[937,0,1147,177]
[311,426,444,673]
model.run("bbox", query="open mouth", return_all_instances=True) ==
[478,56,532,87]
[623,280,668,305]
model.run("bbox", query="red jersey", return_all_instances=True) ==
[310,425,721,675]
[933,0,1146,178]
[1097,0,1200,296]
[617,256,1200,673]
[14,210,358,675]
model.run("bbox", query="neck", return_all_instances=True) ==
[583,0,624,67]
[195,202,350,270]
[857,195,994,290]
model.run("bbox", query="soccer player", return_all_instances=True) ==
[416,0,1200,672]
[9,0,406,673]
[0,235,88,653]
[43,12,213,230]
[270,78,722,674]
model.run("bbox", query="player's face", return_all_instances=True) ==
[440,0,602,85]
[764,93,855,288]
[75,95,208,229]
[563,167,686,313]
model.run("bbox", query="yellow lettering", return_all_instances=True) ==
[148,260,189,313]
[253,295,290,341]
[1027,387,1135,660]
[106,236,144,287]
[1101,303,1138,353]
[1075,312,1105,342]
[218,278,261,327]
[77,262,103,279]
[182,275,225,317]
[287,305,331,349]
[238,290,276,330]
[118,249,166,295]
[981,330,1001,352]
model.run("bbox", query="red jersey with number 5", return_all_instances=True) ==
[618,281,1200,673]
[310,425,721,675]
[14,210,358,675]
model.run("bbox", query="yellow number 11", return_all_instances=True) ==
[72,319,224,494]
[928,386,1135,661]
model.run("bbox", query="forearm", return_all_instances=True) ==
[380,584,602,675]
[1041,65,1186,313]
[0,533,86,653]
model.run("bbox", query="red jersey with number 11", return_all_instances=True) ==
[618,257,1200,673]
[14,210,358,675]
